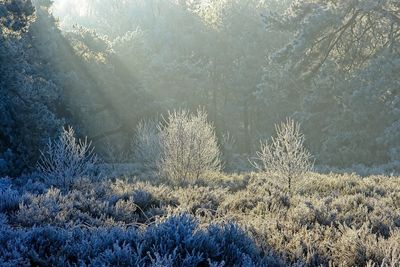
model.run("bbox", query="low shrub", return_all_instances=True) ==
[1,172,399,266]
[37,126,98,189]
[0,214,274,266]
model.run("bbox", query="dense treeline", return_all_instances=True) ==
[52,0,400,169]
[0,0,156,176]
[1,0,399,174]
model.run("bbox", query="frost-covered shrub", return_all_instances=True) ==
[3,171,400,266]
[132,109,221,184]
[12,172,49,195]
[175,186,227,215]
[240,173,400,265]
[133,120,161,170]
[109,179,176,204]
[0,214,272,266]
[15,187,106,227]
[15,188,65,227]
[331,225,369,266]
[0,178,12,191]
[0,189,20,214]
[113,197,140,223]
[158,109,221,184]
[0,178,20,213]
[206,222,263,266]
[0,213,7,228]
[37,126,98,189]
[142,214,266,266]
[253,118,313,194]
[14,180,170,227]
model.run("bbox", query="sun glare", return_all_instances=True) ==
[52,0,90,19]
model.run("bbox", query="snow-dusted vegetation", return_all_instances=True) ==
[1,0,400,266]
[1,172,400,266]
[37,126,99,189]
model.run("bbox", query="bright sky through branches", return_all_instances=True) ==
[51,0,90,20]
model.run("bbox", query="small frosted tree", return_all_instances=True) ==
[37,126,98,189]
[158,109,221,183]
[253,118,313,194]
[132,119,161,169]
